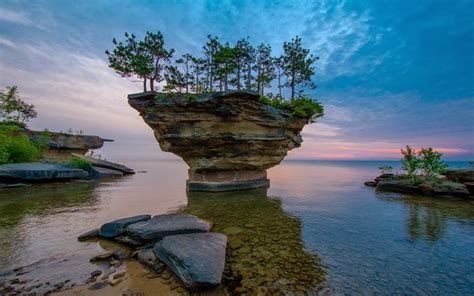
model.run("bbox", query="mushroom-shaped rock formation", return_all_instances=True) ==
[128,91,310,191]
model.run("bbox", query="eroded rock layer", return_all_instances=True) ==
[128,91,308,174]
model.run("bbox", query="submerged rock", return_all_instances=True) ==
[99,215,151,238]
[71,153,135,174]
[0,163,88,181]
[127,213,212,243]
[153,233,227,292]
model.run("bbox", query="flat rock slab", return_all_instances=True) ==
[71,153,135,174]
[99,215,151,238]
[0,162,88,181]
[90,166,124,178]
[153,233,227,292]
[127,213,212,243]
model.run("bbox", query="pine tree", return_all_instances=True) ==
[255,43,275,95]
[202,35,221,92]
[282,36,318,99]
[176,54,194,93]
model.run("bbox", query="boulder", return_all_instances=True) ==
[99,215,151,238]
[0,163,88,181]
[153,233,227,291]
[128,91,311,191]
[90,166,124,178]
[71,153,134,174]
[127,213,212,243]
[464,182,474,195]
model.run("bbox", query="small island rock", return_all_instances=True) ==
[153,233,227,292]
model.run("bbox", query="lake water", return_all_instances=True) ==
[0,158,473,295]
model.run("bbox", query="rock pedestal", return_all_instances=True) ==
[128,91,310,191]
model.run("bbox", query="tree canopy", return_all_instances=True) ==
[106,31,323,121]
[0,85,37,126]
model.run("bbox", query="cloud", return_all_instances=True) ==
[0,36,15,48]
[0,7,34,26]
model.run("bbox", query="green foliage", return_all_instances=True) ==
[67,156,92,171]
[0,86,37,125]
[260,94,324,123]
[400,146,449,183]
[378,165,393,174]
[418,148,448,177]
[106,31,174,92]
[185,94,197,103]
[0,124,41,164]
[401,145,421,182]
[282,36,318,99]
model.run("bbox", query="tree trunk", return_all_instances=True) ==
[150,79,154,92]
[185,63,189,94]
[237,68,241,90]
[143,78,147,92]
[291,72,295,99]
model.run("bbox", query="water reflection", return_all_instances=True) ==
[377,192,474,243]
[185,189,326,295]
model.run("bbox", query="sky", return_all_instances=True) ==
[0,0,473,160]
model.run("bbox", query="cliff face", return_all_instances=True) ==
[128,91,310,191]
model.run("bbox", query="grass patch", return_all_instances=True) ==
[66,156,92,171]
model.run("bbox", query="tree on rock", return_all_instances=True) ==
[0,85,37,126]
[106,31,174,92]
[282,36,318,99]
[255,43,275,95]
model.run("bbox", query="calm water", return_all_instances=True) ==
[0,158,473,294]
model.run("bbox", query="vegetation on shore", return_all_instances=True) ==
[106,31,323,122]
[0,86,48,164]
[66,155,92,171]
[400,145,448,184]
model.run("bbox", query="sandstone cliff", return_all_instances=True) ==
[128,91,312,190]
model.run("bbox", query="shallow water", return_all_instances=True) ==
[0,159,473,294]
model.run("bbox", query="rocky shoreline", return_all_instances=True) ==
[365,169,474,199]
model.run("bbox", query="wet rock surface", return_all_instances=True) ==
[0,162,88,181]
[126,213,212,243]
[78,228,99,241]
[72,153,135,174]
[136,248,166,274]
[153,233,227,292]
[99,215,151,238]
[90,166,124,178]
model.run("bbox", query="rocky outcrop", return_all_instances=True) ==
[128,91,311,191]
[0,163,88,181]
[25,130,113,161]
[153,233,227,292]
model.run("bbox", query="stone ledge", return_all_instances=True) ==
[186,178,270,192]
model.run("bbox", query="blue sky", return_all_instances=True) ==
[0,0,473,160]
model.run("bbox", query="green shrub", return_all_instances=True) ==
[0,124,41,164]
[185,94,197,103]
[67,156,92,171]
[259,94,324,123]
[418,147,448,178]
[401,145,420,183]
